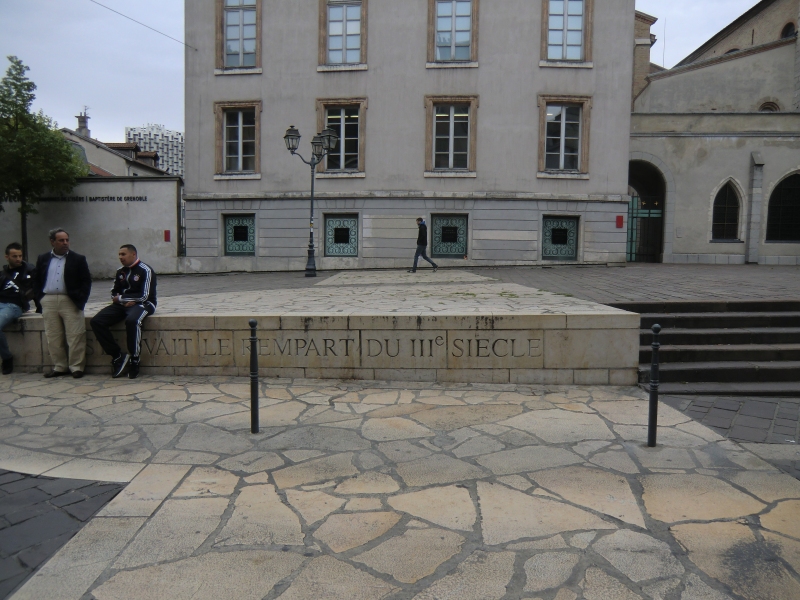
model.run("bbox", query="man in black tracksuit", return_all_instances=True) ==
[90,244,157,379]
[408,217,438,273]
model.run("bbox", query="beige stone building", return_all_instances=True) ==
[183,0,636,272]
[629,0,800,265]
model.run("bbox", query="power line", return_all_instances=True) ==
[87,0,197,51]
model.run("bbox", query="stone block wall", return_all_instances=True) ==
[6,312,640,386]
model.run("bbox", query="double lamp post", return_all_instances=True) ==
[284,125,339,277]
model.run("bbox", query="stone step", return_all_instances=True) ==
[639,344,800,364]
[654,382,800,398]
[640,327,800,346]
[638,360,800,384]
[640,312,800,329]
[611,300,800,314]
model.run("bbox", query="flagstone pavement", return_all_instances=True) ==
[0,374,799,599]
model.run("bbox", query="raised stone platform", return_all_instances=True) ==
[7,272,639,385]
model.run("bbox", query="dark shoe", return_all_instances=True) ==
[112,353,129,378]
[71,371,84,379]
[1,358,11,375]
[44,370,69,378]
[407,269,416,273]
[128,358,140,380]
[433,266,439,272]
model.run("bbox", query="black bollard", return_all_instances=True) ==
[249,319,259,434]
[647,324,661,448]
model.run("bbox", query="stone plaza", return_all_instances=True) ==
[0,266,800,599]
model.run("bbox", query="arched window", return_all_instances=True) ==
[712,183,741,240]
[781,23,797,39]
[724,48,740,54]
[766,174,800,242]
[759,102,780,112]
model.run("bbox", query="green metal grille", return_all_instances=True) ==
[325,214,359,257]
[542,217,579,260]
[224,215,256,256]
[431,214,468,258]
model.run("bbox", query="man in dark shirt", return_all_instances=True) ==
[0,243,36,374]
[90,244,157,380]
[408,217,438,273]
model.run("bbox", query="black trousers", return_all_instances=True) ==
[90,303,153,359]
[413,245,437,270]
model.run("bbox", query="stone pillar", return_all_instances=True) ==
[746,152,765,264]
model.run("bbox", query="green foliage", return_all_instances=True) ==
[0,56,89,215]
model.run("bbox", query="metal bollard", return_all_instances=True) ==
[249,319,260,434]
[647,324,661,448]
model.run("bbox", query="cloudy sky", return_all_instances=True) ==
[0,0,764,142]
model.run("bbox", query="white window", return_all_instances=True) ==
[328,3,362,64]
[225,109,256,172]
[436,1,472,61]
[224,0,257,68]
[434,105,469,170]
[548,0,584,61]
[325,107,360,170]
[545,104,581,171]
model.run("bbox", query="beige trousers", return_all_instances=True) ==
[41,294,86,373]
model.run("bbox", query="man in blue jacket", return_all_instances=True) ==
[34,229,92,378]
[90,244,157,379]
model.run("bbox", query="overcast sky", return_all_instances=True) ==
[0,0,765,142]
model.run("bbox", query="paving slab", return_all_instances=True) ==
[1,374,799,599]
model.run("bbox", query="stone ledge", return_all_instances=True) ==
[7,309,639,385]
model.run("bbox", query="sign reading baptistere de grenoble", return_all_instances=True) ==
[8,312,640,386]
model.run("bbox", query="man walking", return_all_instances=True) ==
[408,217,438,273]
[90,245,157,379]
[34,229,92,379]
[0,243,36,375]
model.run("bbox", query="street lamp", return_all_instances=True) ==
[284,125,339,277]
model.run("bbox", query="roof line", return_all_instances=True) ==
[649,36,795,82]
[62,128,169,175]
[676,0,780,66]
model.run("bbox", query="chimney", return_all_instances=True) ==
[76,112,91,138]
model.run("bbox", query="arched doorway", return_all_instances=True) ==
[628,160,666,262]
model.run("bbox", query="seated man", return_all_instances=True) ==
[0,243,36,375]
[90,245,157,379]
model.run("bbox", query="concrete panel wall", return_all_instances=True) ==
[0,178,182,278]
[181,197,629,272]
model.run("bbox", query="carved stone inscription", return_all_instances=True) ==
[83,329,544,370]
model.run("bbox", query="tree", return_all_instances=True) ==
[0,56,88,259]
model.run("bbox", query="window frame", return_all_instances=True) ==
[319,0,369,67]
[324,213,360,257]
[223,213,257,256]
[316,98,367,174]
[427,0,479,65]
[537,94,591,176]
[425,95,478,175]
[216,0,262,71]
[766,174,800,243]
[540,0,594,65]
[710,182,742,242]
[214,100,262,176]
